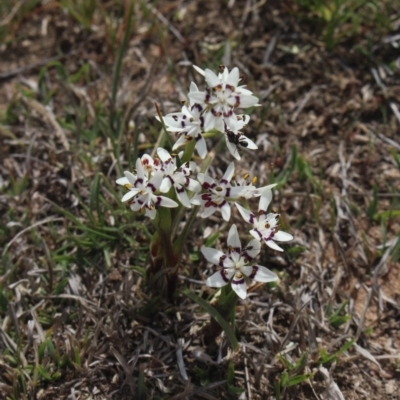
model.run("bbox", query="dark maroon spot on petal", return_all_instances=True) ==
[192,104,202,112]
[249,265,258,279]
[148,183,156,193]
[223,109,233,118]
[218,200,226,208]
[225,187,231,197]
[219,254,227,267]
[232,277,245,285]
[254,228,263,239]
[248,213,256,224]
[134,178,143,187]
[211,109,222,117]
[220,269,230,283]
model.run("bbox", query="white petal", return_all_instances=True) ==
[235,203,255,224]
[130,202,141,211]
[220,202,231,221]
[121,190,138,202]
[252,265,278,282]
[203,111,217,132]
[243,238,261,259]
[265,239,284,252]
[148,173,163,191]
[213,115,225,132]
[231,275,247,299]
[157,147,171,162]
[273,231,293,242]
[189,81,199,92]
[237,114,250,127]
[206,270,232,288]
[190,194,202,205]
[116,177,130,185]
[238,94,259,108]
[242,136,258,150]
[201,247,225,264]
[124,171,137,185]
[145,208,157,219]
[195,135,208,159]
[172,135,187,150]
[176,189,191,208]
[187,179,201,193]
[259,189,272,212]
[193,65,205,76]
[224,113,239,133]
[226,140,241,160]
[158,196,179,208]
[135,158,145,180]
[205,69,220,88]
[228,186,247,199]
[201,206,216,219]
[253,183,277,197]
[222,162,235,182]
[249,229,263,241]
[189,91,207,104]
[226,67,239,87]
[227,224,241,249]
[159,178,172,193]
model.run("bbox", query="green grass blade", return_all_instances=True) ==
[181,288,239,351]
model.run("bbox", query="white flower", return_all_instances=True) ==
[191,162,246,221]
[232,174,277,200]
[156,148,201,208]
[189,65,259,133]
[235,189,293,251]
[158,101,208,159]
[202,225,278,299]
[116,158,178,219]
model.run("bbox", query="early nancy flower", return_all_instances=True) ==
[157,148,201,208]
[202,224,278,299]
[158,97,208,159]
[235,189,293,251]
[189,65,259,133]
[116,158,178,219]
[191,162,246,221]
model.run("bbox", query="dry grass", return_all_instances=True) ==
[1,0,400,399]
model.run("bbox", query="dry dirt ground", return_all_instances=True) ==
[1,1,400,399]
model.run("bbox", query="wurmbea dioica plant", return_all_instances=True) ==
[117,65,293,342]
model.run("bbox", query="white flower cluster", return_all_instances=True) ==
[116,65,293,299]
[116,149,200,219]
[161,66,259,160]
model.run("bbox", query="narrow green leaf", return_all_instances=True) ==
[181,288,239,351]
[36,365,52,381]
[287,373,313,387]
